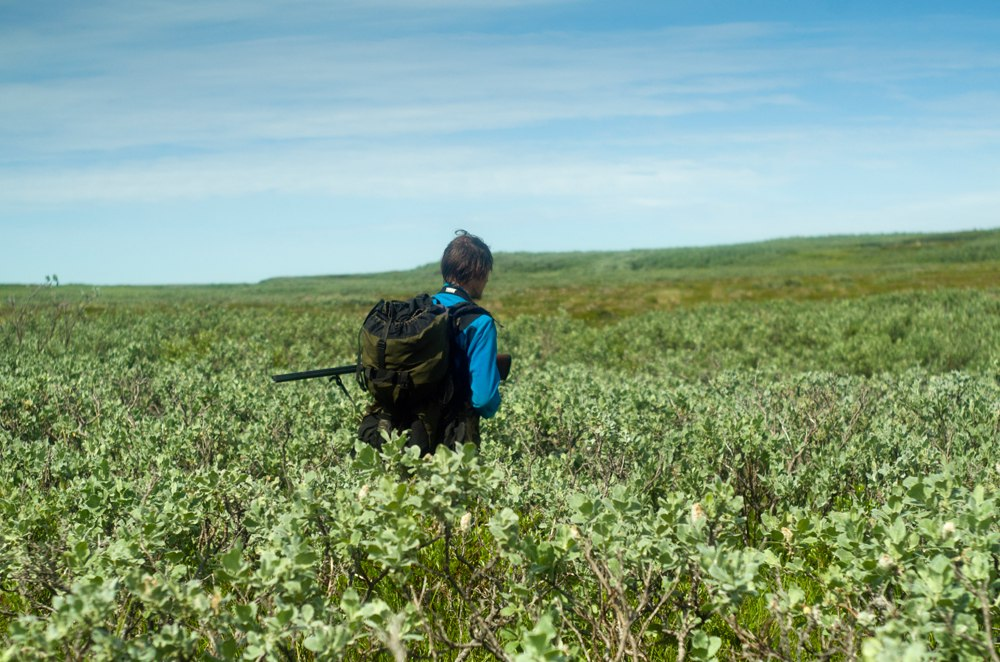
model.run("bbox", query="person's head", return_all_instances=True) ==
[441,230,493,299]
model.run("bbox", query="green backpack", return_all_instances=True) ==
[357,293,485,447]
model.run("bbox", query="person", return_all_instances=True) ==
[432,230,502,444]
[357,230,502,452]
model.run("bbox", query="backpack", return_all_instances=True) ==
[357,293,486,450]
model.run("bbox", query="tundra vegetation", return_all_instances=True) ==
[1,230,998,660]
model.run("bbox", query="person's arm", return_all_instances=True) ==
[463,315,501,418]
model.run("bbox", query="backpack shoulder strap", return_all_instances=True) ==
[439,284,474,301]
[450,301,490,332]
[438,286,491,332]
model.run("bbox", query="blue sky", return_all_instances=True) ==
[2,0,999,284]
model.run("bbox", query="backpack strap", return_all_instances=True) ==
[440,284,475,301]
[438,285,491,331]
[376,301,393,369]
[452,301,490,331]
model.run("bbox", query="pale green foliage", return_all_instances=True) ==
[1,288,998,659]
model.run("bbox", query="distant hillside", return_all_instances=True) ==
[257,228,1000,286]
[3,229,997,316]
[493,229,1000,276]
[251,228,1000,318]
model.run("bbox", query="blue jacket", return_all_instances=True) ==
[433,284,501,418]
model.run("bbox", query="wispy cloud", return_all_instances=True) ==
[5,11,996,161]
[3,23,804,154]
[0,142,768,207]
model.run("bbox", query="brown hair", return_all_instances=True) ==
[441,230,493,285]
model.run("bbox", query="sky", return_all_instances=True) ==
[2,0,999,285]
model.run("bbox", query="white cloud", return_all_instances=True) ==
[1,10,827,158]
[5,13,996,164]
[0,142,767,205]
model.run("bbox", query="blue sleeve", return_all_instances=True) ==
[462,314,501,418]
